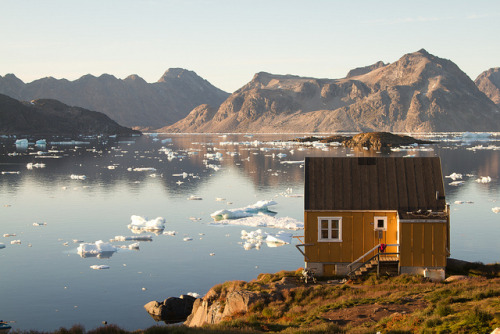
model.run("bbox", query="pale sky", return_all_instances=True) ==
[1,0,499,92]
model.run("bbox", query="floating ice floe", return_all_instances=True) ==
[466,145,500,151]
[280,160,304,165]
[163,231,176,236]
[77,240,117,257]
[187,195,203,200]
[26,163,46,169]
[210,200,277,221]
[240,229,294,250]
[3,233,16,237]
[454,201,474,204]
[492,207,500,214]
[70,174,87,180]
[15,139,29,147]
[1,171,20,175]
[445,173,463,181]
[212,214,303,230]
[33,222,47,226]
[449,181,465,186]
[90,265,110,270]
[128,167,157,172]
[183,237,193,241]
[128,243,140,250]
[10,240,21,245]
[111,235,153,242]
[475,176,492,183]
[128,215,165,231]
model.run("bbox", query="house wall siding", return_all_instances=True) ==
[304,210,398,265]
[399,222,447,267]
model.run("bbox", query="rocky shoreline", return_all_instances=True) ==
[144,259,500,332]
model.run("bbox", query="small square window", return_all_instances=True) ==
[374,216,387,231]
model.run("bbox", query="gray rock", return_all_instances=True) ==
[144,295,196,324]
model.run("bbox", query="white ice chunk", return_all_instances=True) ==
[492,207,500,213]
[213,215,303,230]
[128,242,140,250]
[475,176,492,183]
[10,240,21,244]
[210,200,277,221]
[15,139,28,147]
[128,215,165,231]
[3,233,16,237]
[163,231,176,236]
[265,231,293,245]
[183,237,193,241]
[280,160,304,165]
[187,195,203,200]
[449,181,465,186]
[445,173,462,180]
[131,167,157,172]
[90,265,110,270]
[77,240,117,256]
[70,174,87,180]
[33,222,47,226]
[111,235,153,242]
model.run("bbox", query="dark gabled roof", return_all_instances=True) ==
[304,157,447,214]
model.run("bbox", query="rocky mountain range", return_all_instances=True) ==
[475,67,500,106]
[162,49,500,133]
[0,93,139,136]
[0,68,229,128]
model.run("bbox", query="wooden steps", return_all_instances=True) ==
[351,256,399,278]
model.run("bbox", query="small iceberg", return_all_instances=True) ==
[129,167,157,172]
[210,200,277,221]
[15,138,28,149]
[187,195,203,200]
[128,242,140,250]
[70,174,87,180]
[492,207,500,214]
[445,173,462,181]
[163,231,176,236]
[128,215,165,231]
[449,181,465,186]
[77,240,117,258]
[212,214,304,230]
[476,176,492,183]
[90,265,110,270]
[110,235,153,242]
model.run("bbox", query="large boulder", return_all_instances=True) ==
[144,295,196,323]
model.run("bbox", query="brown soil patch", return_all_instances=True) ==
[322,298,427,328]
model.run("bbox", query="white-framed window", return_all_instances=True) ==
[318,217,342,242]
[374,216,387,231]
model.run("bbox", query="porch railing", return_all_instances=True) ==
[347,243,399,276]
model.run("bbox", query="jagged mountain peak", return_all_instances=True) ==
[162,49,500,133]
[475,67,500,105]
[124,74,147,84]
[157,68,200,82]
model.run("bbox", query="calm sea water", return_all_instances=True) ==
[0,133,499,332]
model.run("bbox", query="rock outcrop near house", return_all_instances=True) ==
[0,68,229,128]
[475,67,500,106]
[0,93,140,136]
[161,49,500,133]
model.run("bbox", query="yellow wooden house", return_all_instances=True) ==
[298,157,450,278]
